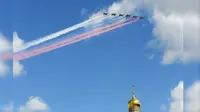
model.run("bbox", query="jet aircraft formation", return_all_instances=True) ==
[103,12,145,19]
[1,10,144,61]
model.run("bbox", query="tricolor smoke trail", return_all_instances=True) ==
[0,52,12,61]
[0,15,116,61]
[14,18,139,61]
[14,15,111,53]
[15,17,129,57]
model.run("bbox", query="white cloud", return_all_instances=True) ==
[185,80,200,112]
[160,104,167,111]
[0,32,11,77]
[146,54,154,60]
[170,81,184,112]
[107,0,141,14]
[81,8,88,16]
[168,80,200,112]
[142,0,199,14]
[151,10,200,64]
[144,0,200,64]
[86,0,141,29]
[0,61,9,77]
[18,97,50,112]
[0,103,14,112]
[0,33,11,53]
[0,32,26,77]
[13,60,25,77]
[0,97,50,112]
[89,0,200,64]
[13,32,26,77]
[13,32,24,53]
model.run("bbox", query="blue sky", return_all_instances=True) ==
[0,0,199,112]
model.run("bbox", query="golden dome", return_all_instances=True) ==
[128,85,140,108]
[128,97,140,106]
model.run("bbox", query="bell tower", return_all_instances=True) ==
[128,85,140,112]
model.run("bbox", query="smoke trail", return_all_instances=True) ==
[15,18,138,60]
[14,15,111,53]
[14,17,129,59]
[14,18,139,61]
[0,52,13,61]
[0,16,120,61]
[14,17,130,60]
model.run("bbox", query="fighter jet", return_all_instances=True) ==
[126,14,131,17]
[119,14,124,17]
[102,12,145,19]
[103,13,108,15]
[132,16,138,18]
[111,13,117,16]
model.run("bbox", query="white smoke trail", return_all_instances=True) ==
[14,18,139,61]
[14,15,110,53]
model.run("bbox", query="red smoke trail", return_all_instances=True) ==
[0,52,13,61]
[1,18,129,62]
[14,18,139,61]
[14,18,130,58]
[13,18,130,60]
